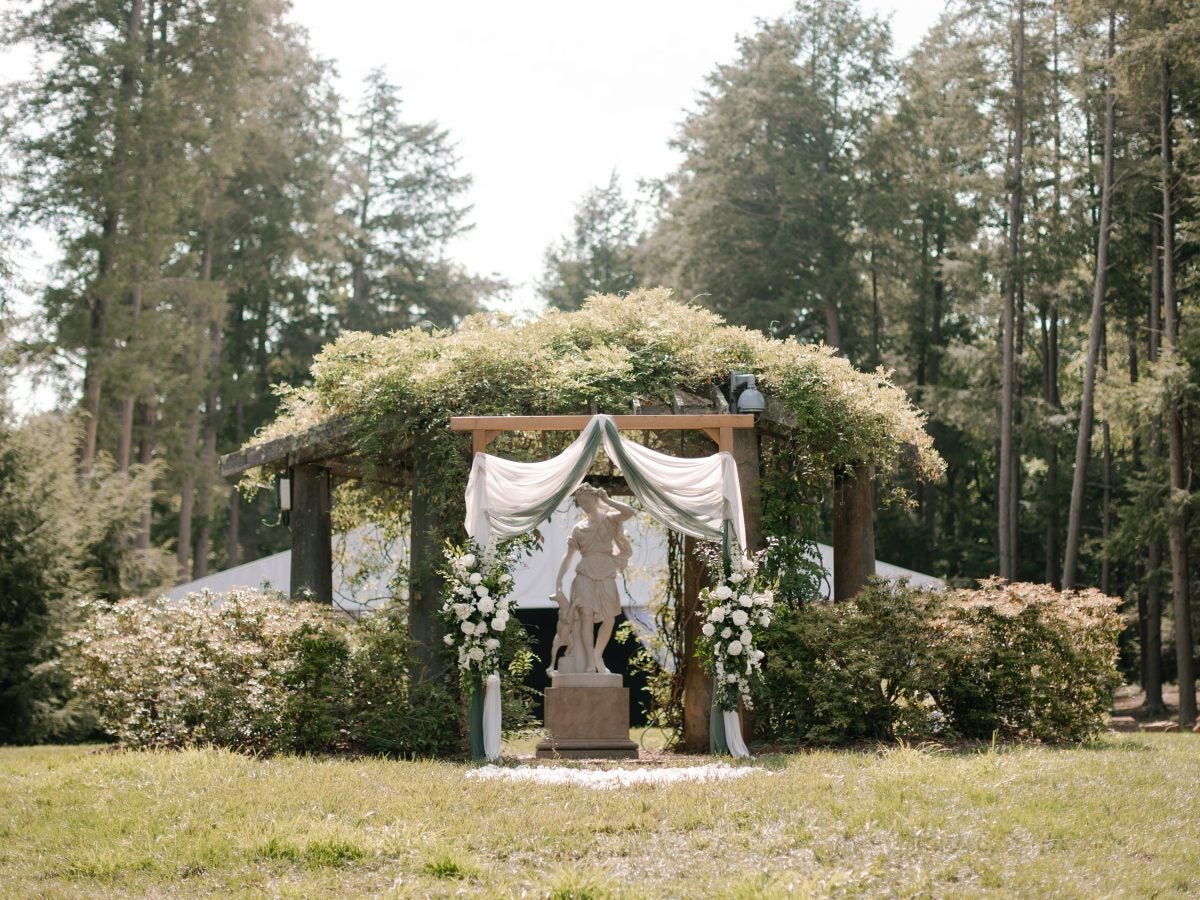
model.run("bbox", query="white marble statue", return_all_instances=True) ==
[548,484,635,675]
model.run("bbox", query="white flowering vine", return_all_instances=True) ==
[697,548,775,711]
[439,539,517,679]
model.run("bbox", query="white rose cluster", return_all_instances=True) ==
[440,541,516,675]
[697,552,775,711]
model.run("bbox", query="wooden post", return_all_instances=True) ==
[733,427,764,553]
[290,463,332,604]
[408,434,448,680]
[681,535,715,752]
[833,462,875,602]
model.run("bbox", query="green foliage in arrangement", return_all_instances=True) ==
[65,590,465,757]
[756,580,1123,745]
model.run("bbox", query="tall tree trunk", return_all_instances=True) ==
[79,0,145,479]
[135,398,155,550]
[1100,325,1112,596]
[226,394,245,567]
[176,406,199,582]
[999,0,1025,581]
[1159,54,1195,726]
[193,233,222,579]
[1063,12,1116,590]
[1143,217,1164,712]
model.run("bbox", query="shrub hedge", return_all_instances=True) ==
[755,579,1123,744]
[66,590,462,756]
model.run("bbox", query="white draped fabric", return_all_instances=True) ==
[462,413,751,762]
[723,710,750,758]
[482,673,501,760]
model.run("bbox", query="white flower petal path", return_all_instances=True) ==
[465,763,766,789]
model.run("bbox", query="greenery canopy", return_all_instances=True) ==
[252,290,943,489]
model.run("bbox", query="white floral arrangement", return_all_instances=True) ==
[439,540,516,678]
[698,549,775,711]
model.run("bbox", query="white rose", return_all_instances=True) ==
[475,585,490,598]
[453,603,471,620]
[721,627,732,639]
[727,673,739,683]
[729,573,744,584]
[443,634,455,646]
[757,591,774,607]
[460,554,476,568]
[492,616,508,632]
[474,621,489,635]
[459,621,473,635]
[477,597,495,614]
[468,647,484,661]
[499,572,512,583]
[485,638,500,651]
[708,607,727,623]
[731,610,749,627]
[468,572,483,585]
[758,612,772,627]
[457,586,472,598]
[741,629,753,645]
[701,622,715,637]
[727,640,743,656]
[738,594,753,607]
[715,585,733,601]
[752,649,765,663]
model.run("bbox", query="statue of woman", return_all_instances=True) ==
[550,484,635,674]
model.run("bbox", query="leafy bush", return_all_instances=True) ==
[66,590,463,756]
[754,579,1122,745]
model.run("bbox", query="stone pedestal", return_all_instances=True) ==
[536,673,638,759]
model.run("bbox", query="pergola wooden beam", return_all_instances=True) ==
[449,413,756,455]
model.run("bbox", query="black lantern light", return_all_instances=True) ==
[729,372,766,413]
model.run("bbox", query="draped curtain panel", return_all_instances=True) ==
[461,413,751,760]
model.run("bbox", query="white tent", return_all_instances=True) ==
[167,507,943,615]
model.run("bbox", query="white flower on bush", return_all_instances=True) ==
[492,616,508,632]
[729,572,744,584]
[708,606,727,623]
[721,627,733,639]
[477,597,496,614]
[731,609,749,627]
[475,585,489,598]
[715,585,734,601]
[738,594,753,608]
[741,629,753,645]
[443,634,455,646]
[485,638,500,651]
[701,622,715,637]
[468,572,483,585]
[460,554,476,569]
[459,621,474,635]
[453,603,471,620]
[758,612,772,627]
[468,647,484,662]
[727,640,743,656]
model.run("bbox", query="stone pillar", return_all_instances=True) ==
[833,462,875,602]
[290,463,332,604]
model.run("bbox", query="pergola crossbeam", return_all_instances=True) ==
[449,413,754,454]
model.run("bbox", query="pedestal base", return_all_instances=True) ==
[536,684,638,759]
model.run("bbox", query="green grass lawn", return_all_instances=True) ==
[2,735,1197,898]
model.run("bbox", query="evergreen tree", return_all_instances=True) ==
[540,172,640,311]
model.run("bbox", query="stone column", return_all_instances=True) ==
[290,463,332,604]
[832,461,875,601]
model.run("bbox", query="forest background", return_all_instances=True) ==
[1,0,1198,740]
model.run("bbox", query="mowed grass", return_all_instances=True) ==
[1,735,1197,898]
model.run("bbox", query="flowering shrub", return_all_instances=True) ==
[697,548,776,711]
[754,579,1123,744]
[439,541,516,679]
[66,590,327,751]
[66,589,462,756]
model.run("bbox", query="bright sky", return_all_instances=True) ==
[3,1,944,413]
[287,0,945,312]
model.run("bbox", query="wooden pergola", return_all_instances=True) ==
[219,398,877,750]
